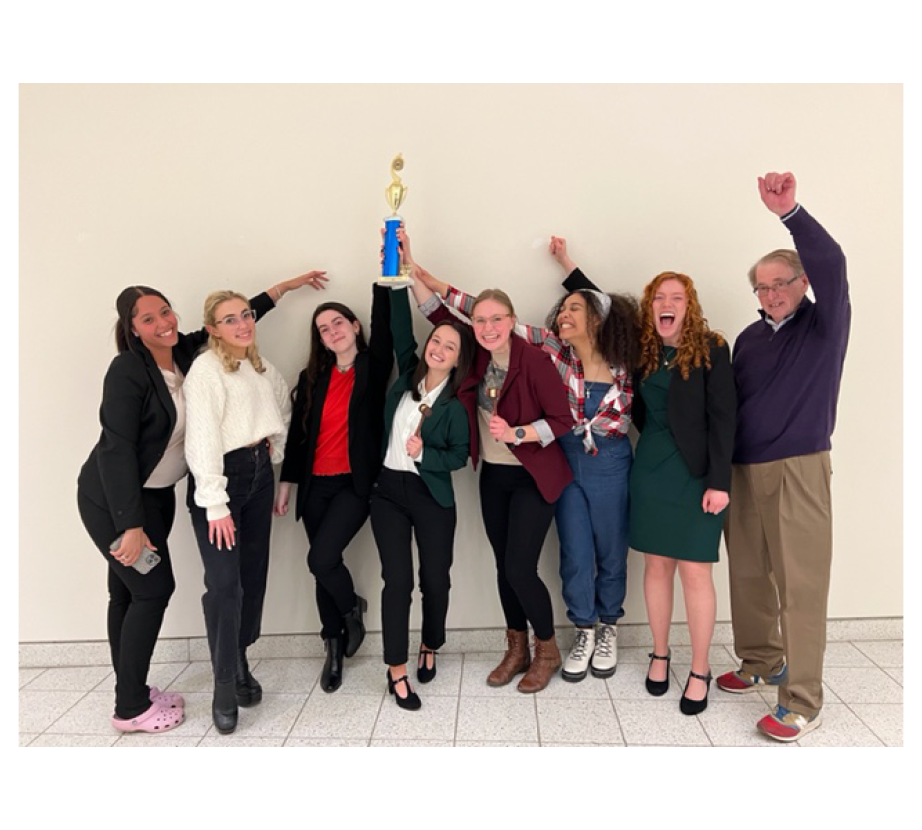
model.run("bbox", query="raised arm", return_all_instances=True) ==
[760,172,849,329]
[389,284,420,378]
[552,236,601,294]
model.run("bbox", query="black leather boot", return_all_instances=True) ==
[236,649,262,707]
[213,679,238,734]
[320,633,346,693]
[343,595,368,658]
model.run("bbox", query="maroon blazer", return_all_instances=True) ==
[427,303,574,503]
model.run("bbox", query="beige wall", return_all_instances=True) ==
[19,83,902,642]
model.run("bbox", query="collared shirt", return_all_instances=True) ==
[383,375,449,474]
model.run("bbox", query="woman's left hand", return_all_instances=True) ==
[489,414,511,442]
[702,489,729,514]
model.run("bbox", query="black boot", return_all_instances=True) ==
[320,633,346,693]
[236,649,262,707]
[342,595,368,658]
[213,679,238,734]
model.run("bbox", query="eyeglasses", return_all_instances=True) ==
[472,313,511,328]
[752,275,801,296]
[216,309,257,327]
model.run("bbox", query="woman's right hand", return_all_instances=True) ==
[274,482,291,517]
[112,527,157,567]
[208,515,236,551]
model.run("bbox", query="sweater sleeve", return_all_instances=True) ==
[266,362,291,466]
[184,357,231,521]
[782,205,849,335]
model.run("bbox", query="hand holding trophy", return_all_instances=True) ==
[378,153,413,288]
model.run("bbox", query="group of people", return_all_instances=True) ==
[77,171,850,743]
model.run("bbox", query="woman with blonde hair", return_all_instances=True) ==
[399,229,574,694]
[185,290,292,733]
[77,270,323,735]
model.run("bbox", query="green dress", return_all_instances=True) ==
[629,348,723,562]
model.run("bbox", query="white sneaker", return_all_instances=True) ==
[590,624,617,678]
[562,627,595,682]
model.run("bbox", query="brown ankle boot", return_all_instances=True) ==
[487,629,531,687]
[517,635,562,693]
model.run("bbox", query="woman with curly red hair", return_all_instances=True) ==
[630,271,736,714]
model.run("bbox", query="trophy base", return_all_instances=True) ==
[376,276,414,288]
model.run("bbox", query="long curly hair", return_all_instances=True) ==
[203,290,266,374]
[545,289,641,374]
[638,272,724,380]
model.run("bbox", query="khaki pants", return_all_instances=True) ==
[724,452,833,718]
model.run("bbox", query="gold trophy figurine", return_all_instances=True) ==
[379,153,413,287]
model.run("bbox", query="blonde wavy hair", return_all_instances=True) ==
[638,272,724,380]
[204,290,266,374]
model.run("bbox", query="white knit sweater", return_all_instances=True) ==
[184,349,291,520]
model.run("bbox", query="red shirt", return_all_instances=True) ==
[312,366,354,475]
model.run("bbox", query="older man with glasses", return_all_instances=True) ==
[717,171,851,742]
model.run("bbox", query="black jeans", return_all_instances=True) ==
[77,486,177,719]
[302,474,369,640]
[370,468,457,666]
[188,442,274,683]
[479,462,557,641]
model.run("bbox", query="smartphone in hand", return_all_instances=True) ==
[109,534,162,574]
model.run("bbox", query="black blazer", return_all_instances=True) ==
[77,292,277,533]
[280,285,394,521]
[564,268,736,492]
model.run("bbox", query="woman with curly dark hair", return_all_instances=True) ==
[413,234,642,686]
[563,261,736,714]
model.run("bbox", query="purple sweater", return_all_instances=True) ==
[732,205,850,464]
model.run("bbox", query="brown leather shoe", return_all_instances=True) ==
[517,635,562,693]
[487,629,531,687]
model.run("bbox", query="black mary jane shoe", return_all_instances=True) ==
[343,595,368,658]
[645,650,672,697]
[320,633,346,693]
[213,679,239,734]
[387,671,421,711]
[679,669,713,715]
[417,648,438,684]
[236,649,263,707]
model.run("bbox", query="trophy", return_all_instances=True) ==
[378,153,413,287]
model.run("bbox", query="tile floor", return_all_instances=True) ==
[18,621,903,747]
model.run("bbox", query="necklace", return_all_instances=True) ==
[662,346,677,368]
[336,361,354,373]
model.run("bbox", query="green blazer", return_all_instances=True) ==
[381,287,469,508]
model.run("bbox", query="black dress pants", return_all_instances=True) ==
[479,462,557,641]
[77,486,177,719]
[302,474,369,640]
[370,468,457,666]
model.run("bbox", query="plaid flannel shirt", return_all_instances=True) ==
[444,286,633,455]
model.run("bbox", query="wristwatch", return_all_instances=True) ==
[512,427,526,447]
